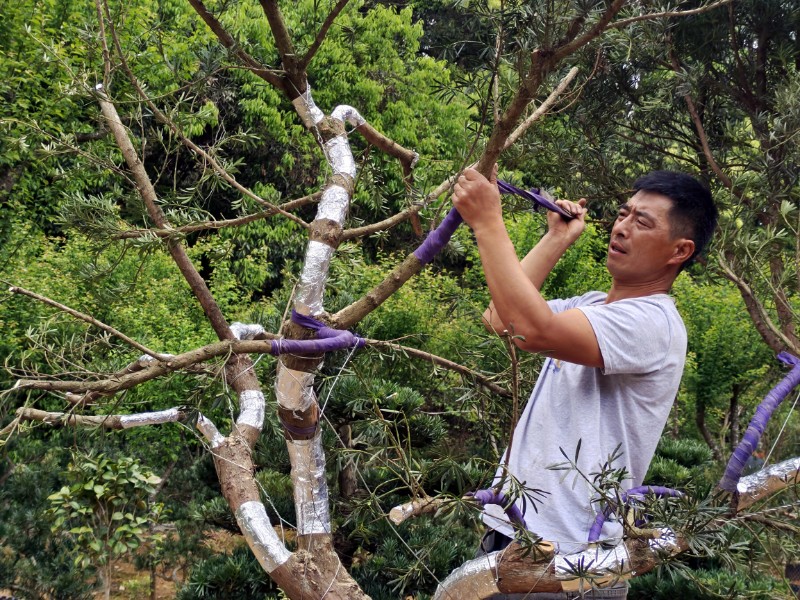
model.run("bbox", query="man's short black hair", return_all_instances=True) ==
[633,170,718,268]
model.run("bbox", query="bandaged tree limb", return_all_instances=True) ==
[9,2,793,599]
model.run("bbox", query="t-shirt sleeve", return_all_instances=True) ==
[577,299,673,374]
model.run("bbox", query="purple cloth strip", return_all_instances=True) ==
[587,486,683,543]
[413,207,464,266]
[718,352,800,492]
[497,179,574,219]
[266,311,366,356]
[468,488,526,528]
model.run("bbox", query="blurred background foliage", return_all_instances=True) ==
[1,0,798,598]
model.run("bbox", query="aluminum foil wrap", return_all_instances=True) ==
[275,363,317,412]
[288,433,331,535]
[331,105,366,128]
[236,501,292,573]
[230,322,266,340]
[736,456,800,495]
[433,553,500,600]
[120,408,182,429]
[648,528,680,554]
[238,389,265,430]
[295,240,334,315]
[196,414,225,448]
[555,544,631,580]
[291,87,325,126]
[323,136,357,179]
[316,184,350,224]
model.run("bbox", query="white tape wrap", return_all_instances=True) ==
[196,414,225,448]
[331,105,366,127]
[432,553,500,600]
[323,136,357,179]
[230,322,266,340]
[295,240,334,316]
[316,184,350,224]
[736,456,800,495]
[648,528,680,553]
[120,408,182,429]
[288,433,331,535]
[238,390,265,431]
[236,501,292,573]
[291,86,325,126]
[275,364,317,412]
[555,543,631,579]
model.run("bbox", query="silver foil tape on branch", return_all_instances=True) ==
[288,433,331,536]
[196,414,225,448]
[323,136,357,179]
[275,363,317,412]
[236,501,292,573]
[230,322,266,340]
[316,184,350,224]
[295,240,334,316]
[433,553,500,600]
[120,408,182,429]
[238,390,265,430]
[736,456,800,495]
[331,105,366,128]
[555,544,631,580]
[291,86,325,127]
[647,529,680,554]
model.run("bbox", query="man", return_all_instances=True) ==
[452,166,717,597]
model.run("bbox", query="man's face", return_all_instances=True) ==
[606,190,689,283]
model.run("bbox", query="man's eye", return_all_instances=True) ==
[637,219,650,227]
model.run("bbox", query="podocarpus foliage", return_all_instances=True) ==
[2,0,799,598]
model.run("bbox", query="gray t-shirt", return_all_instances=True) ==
[483,291,687,554]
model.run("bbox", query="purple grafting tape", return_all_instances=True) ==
[413,207,464,266]
[719,352,800,492]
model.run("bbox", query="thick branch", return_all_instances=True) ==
[186,0,286,92]
[259,0,305,98]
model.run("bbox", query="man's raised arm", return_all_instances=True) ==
[453,167,603,368]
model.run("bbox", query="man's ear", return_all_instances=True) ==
[668,239,695,266]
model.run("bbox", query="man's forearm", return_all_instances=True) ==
[482,232,574,332]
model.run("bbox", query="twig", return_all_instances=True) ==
[6,284,164,359]
[609,0,735,30]
[114,193,321,239]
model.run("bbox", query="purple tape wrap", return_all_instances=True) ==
[469,488,526,528]
[412,207,464,266]
[497,179,574,219]
[587,486,684,543]
[718,352,800,492]
[268,311,366,356]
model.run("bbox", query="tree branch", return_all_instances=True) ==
[609,0,735,30]
[7,284,165,360]
[103,11,308,229]
[299,0,350,71]
[365,338,511,398]
[113,193,320,239]
[186,0,287,92]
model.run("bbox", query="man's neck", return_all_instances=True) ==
[605,275,676,303]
